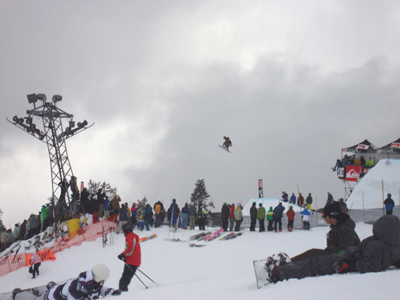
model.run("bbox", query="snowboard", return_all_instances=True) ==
[1,281,57,300]
[139,234,157,242]
[204,228,224,242]
[253,259,270,289]
[218,145,231,153]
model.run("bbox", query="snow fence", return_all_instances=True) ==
[0,220,116,277]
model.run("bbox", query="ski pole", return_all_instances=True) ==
[135,273,148,289]
[137,268,158,286]
[123,263,148,289]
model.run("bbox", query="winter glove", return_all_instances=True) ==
[334,257,357,274]
[118,253,125,261]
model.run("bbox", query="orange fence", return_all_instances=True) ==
[0,220,116,277]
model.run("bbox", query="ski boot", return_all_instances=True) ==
[264,256,279,284]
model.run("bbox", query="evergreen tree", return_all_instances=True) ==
[190,179,214,210]
[136,196,148,218]
[87,180,117,200]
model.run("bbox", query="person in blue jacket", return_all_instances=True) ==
[384,193,395,215]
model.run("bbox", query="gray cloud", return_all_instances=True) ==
[1,0,400,226]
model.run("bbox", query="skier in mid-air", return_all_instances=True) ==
[221,136,232,151]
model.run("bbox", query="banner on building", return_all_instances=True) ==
[337,166,345,180]
[345,166,362,182]
[258,179,263,198]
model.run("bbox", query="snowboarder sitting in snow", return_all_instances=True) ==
[222,136,232,151]
[291,202,360,262]
[45,264,120,299]
[262,215,400,285]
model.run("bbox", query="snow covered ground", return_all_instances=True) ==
[1,222,399,300]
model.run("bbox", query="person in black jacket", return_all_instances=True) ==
[250,202,258,231]
[384,193,395,215]
[261,215,400,285]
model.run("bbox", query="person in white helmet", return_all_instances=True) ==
[45,264,121,300]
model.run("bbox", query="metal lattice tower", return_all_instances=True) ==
[7,93,93,215]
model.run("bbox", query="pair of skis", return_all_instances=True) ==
[219,232,243,241]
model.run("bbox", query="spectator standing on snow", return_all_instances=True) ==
[153,199,164,228]
[30,251,42,279]
[273,203,286,232]
[189,203,197,230]
[144,204,153,231]
[267,207,274,231]
[116,204,129,234]
[197,205,208,230]
[289,193,296,204]
[234,206,243,232]
[181,203,189,229]
[257,203,266,232]
[250,202,257,231]
[384,193,395,215]
[281,192,289,202]
[229,203,235,231]
[221,203,229,231]
[168,199,180,227]
[300,208,312,230]
[286,206,295,232]
[297,193,304,207]
[13,224,20,241]
[306,193,313,210]
[103,196,111,219]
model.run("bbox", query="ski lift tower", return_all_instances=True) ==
[7,93,93,216]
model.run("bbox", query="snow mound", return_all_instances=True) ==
[346,159,400,209]
[242,198,302,216]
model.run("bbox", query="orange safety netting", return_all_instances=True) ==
[0,219,116,277]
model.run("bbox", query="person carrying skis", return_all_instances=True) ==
[118,223,141,292]
[222,136,232,151]
[168,199,180,227]
[45,264,120,299]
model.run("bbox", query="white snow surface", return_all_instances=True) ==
[346,159,400,209]
[1,223,399,300]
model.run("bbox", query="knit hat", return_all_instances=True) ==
[322,202,341,219]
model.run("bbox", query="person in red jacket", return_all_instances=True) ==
[117,223,141,292]
[286,206,295,232]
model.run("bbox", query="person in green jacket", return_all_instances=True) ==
[257,203,266,232]
[267,207,274,231]
[41,205,50,232]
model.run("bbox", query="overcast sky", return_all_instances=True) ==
[1,0,400,227]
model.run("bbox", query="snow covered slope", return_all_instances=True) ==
[0,222,399,300]
[346,159,400,209]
